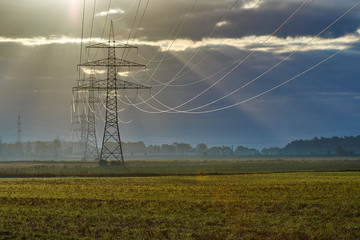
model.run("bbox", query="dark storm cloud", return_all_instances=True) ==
[121,0,360,41]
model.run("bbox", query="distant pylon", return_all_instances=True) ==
[80,110,87,144]
[84,74,99,160]
[71,80,100,160]
[17,112,21,143]
[77,21,150,165]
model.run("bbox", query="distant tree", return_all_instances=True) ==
[15,142,23,155]
[173,142,193,155]
[336,145,345,155]
[35,141,46,155]
[146,145,161,155]
[161,144,176,154]
[53,139,61,156]
[25,142,33,155]
[223,146,233,155]
[207,147,223,155]
[261,147,281,155]
[196,143,208,155]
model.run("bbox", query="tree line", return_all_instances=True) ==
[0,135,359,159]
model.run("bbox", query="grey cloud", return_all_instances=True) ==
[117,0,360,41]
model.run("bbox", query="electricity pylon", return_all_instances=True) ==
[70,110,86,141]
[83,74,99,160]
[70,100,88,157]
[72,75,100,160]
[77,22,150,165]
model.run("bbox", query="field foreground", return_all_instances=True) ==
[0,172,360,239]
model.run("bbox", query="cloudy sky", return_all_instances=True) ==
[0,0,359,149]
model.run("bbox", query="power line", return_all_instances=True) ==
[120,0,142,60]
[128,0,201,71]
[78,0,86,79]
[122,0,360,114]
[85,0,98,61]
[150,0,314,112]
[123,0,314,112]
[145,0,263,87]
[92,0,113,60]
[144,0,199,84]
[187,39,359,114]
[182,0,360,113]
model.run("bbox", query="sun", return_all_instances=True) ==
[69,0,81,22]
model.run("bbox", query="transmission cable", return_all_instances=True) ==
[181,0,360,113]
[78,0,86,78]
[120,0,142,60]
[129,0,200,79]
[113,0,138,22]
[145,0,263,87]
[92,0,113,60]
[124,0,359,114]
[150,0,314,112]
[126,0,313,112]
[188,39,360,113]
[132,0,263,88]
[124,37,357,114]
[85,0,97,61]
[144,0,199,84]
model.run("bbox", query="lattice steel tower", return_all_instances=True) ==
[72,75,100,160]
[83,74,99,160]
[77,22,150,165]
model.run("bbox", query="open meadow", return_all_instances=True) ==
[1,157,360,177]
[0,159,360,239]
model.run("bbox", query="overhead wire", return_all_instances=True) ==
[144,0,199,84]
[144,0,263,87]
[136,0,245,66]
[125,0,314,112]
[124,1,360,114]
[129,0,200,77]
[103,0,199,121]
[120,0,142,60]
[113,0,138,22]
[149,0,314,112]
[130,0,263,88]
[186,38,360,114]
[85,0,97,61]
[78,0,86,78]
[112,0,143,124]
[78,0,359,125]
[92,0,113,60]
[181,0,360,113]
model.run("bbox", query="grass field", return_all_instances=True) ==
[0,157,360,177]
[1,171,360,239]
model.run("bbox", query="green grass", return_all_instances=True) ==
[0,157,360,177]
[1,172,360,239]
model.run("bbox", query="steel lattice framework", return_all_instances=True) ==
[71,90,100,160]
[83,74,99,160]
[77,22,150,165]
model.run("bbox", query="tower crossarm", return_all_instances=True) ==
[86,42,138,49]
[71,98,101,104]
[78,58,146,68]
[73,79,151,91]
